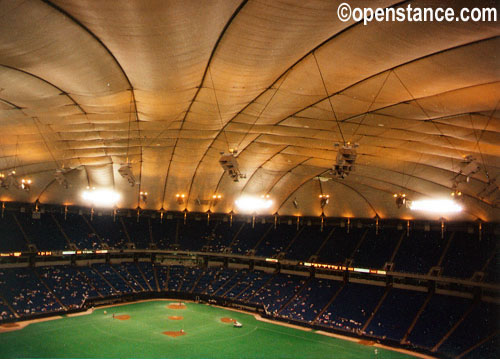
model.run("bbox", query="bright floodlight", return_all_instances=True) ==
[82,189,120,207]
[235,195,273,212]
[409,199,462,213]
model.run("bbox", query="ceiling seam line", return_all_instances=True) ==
[221,0,411,133]
[188,1,412,188]
[264,157,314,196]
[274,36,499,126]
[42,0,140,185]
[161,0,249,209]
[203,49,500,187]
[237,145,289,196]
[0,64,87,115]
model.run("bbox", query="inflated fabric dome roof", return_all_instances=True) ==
[0,0,499,221]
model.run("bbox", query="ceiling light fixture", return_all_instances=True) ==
[319,194,330,208]
[409,199,462,214]
[54,169,68,189]
[450,190,462,198]
[212,194,222,207]
[235,195,272,213]
[118,164,136,187]
[82,188,120,207]
[20,178,32,192]
[0,171,17,189]
[176,193,185,205]
[393,193,407,209]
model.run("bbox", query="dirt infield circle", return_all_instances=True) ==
[167,303,186,310]
[163,330,186,338]
[115,315,130,320]
[220,317,236,323]
[168,316,184,320]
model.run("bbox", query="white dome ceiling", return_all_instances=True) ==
[0,0,499,221]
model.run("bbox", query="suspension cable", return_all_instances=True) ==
[312,52,345,144]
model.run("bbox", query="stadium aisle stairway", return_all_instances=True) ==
[441,232,496,279]
[459,334,499,359]
[93,263,133,293]
[150,219,176,249]
[204,220,240,252]
[0,267,62,317]
[78,266,118,297]
[191,267,219,293]
[167,265,186,292]
[179,267,203,293]
[122,217,151,249]
[286,226,333,261]
[124,262,152,291]
[231,222,271,255]
[237,271,274,301]
[0,295,17,321]
[438,301,499,358]
[317,283,385,332]
[365,288,427,342]
[392,230,448,275]
[112,264,144,292]
[36,265,99,309]
[205,269,236,295]
[255,225,300,258]
[17,212,68,251]
[351,228,401,269]
[280,277,341,323]
[315,227,365,265]
[88,215,127,249]
[406,294,471,350]
[178,219,213,251]
[0,213,28,252]
[249,273,307,314]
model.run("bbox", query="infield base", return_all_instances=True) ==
[163,330,186,337]
[168,316,183,320]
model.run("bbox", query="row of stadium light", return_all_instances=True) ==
[80,188,463,215]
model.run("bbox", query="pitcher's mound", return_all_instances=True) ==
[163,330,186,337]
[167,303,186,310]
[221,317,236,323]
[168,316,183,320]
[115,315,130,320]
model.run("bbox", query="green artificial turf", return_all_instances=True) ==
[0,300,417,358]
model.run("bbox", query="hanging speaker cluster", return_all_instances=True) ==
[118,164,136,187]
[219,150,246,182]
[332,143,358,179]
